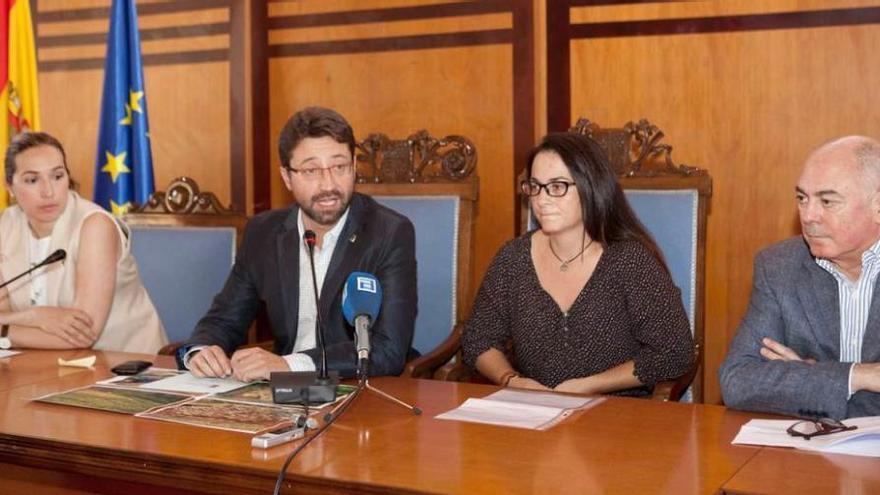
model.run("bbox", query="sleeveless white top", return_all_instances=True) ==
[0,192,168,353]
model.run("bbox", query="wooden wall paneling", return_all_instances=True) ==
[230,0,269,214]
[265,1,535,308]
[546,0,570,132]
[251,1,270,214]
[559,0,880,403]
[37,67,103,198]
[143,62,231,204]
[34,0,245,212]
[229,0,246,212]
[511,0,535,230]
[532,0,547,140]
[568,0,880,22]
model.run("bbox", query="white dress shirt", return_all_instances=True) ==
[283,207,350,371]
[815,238,880,398]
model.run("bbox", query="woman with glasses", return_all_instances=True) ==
[461,132,694,396]
[0,132,167,353]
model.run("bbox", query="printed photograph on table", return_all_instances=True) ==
[98,368,184,387]
[35,385,193,414]
[215,382,358,408]
[138,398,299,433]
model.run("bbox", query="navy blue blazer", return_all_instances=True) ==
[184,193,417,378]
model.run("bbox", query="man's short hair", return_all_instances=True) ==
[855,139,880,193]
[277,107,356,168]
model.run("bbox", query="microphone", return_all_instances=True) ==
[0,249,66,290]
[342,272,382,376]
[270,230,338,406]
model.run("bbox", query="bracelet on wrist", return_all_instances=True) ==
[499,370,520,387]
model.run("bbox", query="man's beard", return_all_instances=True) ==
[301,190,350,226]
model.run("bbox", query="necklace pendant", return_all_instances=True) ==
[560,262,569,272]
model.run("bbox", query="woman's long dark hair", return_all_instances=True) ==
[526,132,667,270]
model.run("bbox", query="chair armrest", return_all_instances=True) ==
[402,323,464,379]
[652,343,701,402]
[158,341,184,356]
[434,360,473,381]
[651,380,677,401]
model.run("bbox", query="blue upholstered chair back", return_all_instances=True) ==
[372,196,459,355]
[128,226,237,343]
[353,131,478,379]
[623,189,701,402]
[623,190,698,331]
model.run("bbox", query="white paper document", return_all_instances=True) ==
[733,416,880,457]
[0,350,21,359]
[139,372,248,395]
[435,389,599,430]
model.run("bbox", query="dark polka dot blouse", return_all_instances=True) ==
[462,232,695,396]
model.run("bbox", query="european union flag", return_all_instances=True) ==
[93,0,153,216]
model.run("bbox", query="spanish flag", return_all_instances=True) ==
[0,0,40,209]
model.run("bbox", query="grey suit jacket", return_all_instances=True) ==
[719,237,880,419]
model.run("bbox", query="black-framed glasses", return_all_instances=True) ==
[520,179,575,197]
[786,418,857,440]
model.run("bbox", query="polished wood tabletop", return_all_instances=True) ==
[0,350,862,495]
[0,349,154,392]
[722,447,880,494]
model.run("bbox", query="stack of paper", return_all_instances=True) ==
[733,417,880,457]
[435,388,598,430]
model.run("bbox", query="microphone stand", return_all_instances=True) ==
[304,231,331,384]
[359,374,422,415]
[269,231,338,406]
[323,370,421,423]
[0,249,67,291]
[301,230,339,403]
[324,315,421,421]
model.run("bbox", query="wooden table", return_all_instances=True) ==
[722,447,880,494]
[0,349,154,392]
[0,350,821,494]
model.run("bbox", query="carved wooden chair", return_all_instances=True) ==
[122,177,248,354]
[351,130,478,379]
[520,118,711,402]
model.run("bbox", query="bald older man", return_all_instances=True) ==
[720,136,880,419]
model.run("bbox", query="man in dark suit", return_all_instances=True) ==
[720,136,880,419]
[179,107,417,381]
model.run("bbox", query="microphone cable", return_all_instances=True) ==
[272,379,366,495]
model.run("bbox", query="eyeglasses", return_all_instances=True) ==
[786,418,857,440]
[287,163,353,181]
[520,179,575,198]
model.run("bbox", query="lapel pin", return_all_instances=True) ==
[349,234,357,243]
